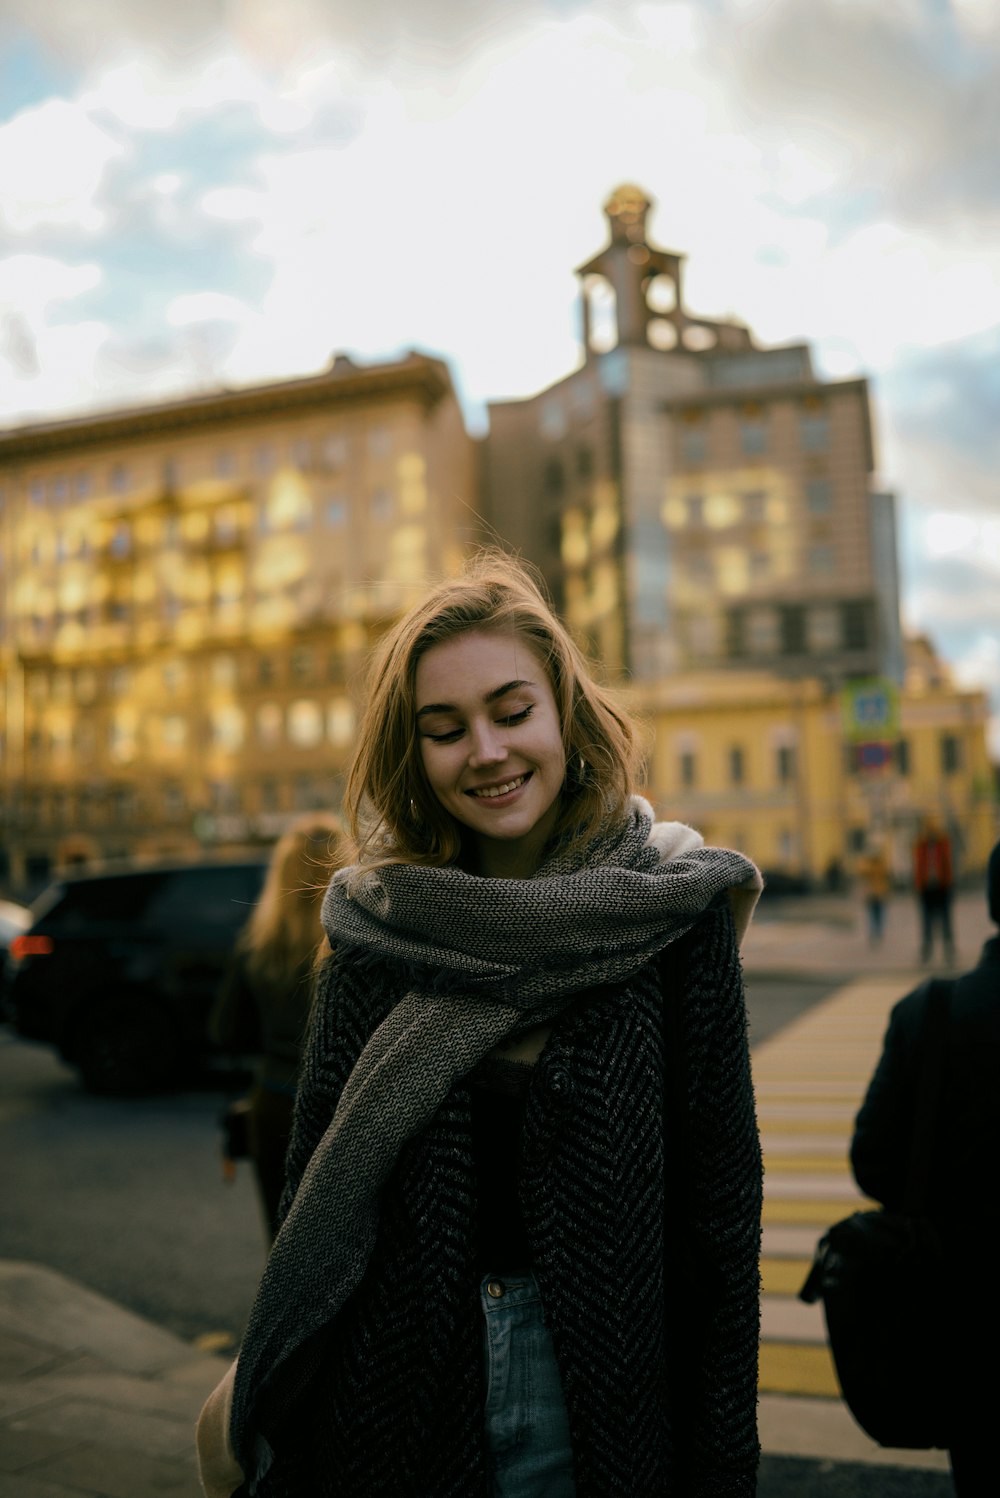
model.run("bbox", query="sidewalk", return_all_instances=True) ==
[2,887,991,1497]
[0,1258,956,1498]
[0,1260,227,1497]
[742,886,992,982]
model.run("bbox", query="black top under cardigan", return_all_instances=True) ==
[246,900,762,1498]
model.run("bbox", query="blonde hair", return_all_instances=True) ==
[241,813,346,982]
[345,550,642,868]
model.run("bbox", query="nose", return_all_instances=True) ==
[468,718,507,767]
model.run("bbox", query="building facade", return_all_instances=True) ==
[481,184,904,688]
[0,351,477,891]
[635,654,996,888]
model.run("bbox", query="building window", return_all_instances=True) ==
[293,773,321,810]
[679,750,697,788]
[807,605,841,651]
[52,476,68,505]
[211,654,237,688]
[370,488,393,522]
[729,746,745,786]
[896,738,911,776]
[257,655,276,685]
[323,434,348,469]
[576,446,594,479]
[109,522,132,559]
[327,698,355,747]
[291,647,315,683]
[368,426,392,458]
[808,544,835,575]
[742,490,767,524]
[680,429,706,465]
[288,699,323,748]
[544,459,565,497]
[209,780,241,813]
[75,471,92,497]
[164,782,185,817]
[259,777,280,812]
[210,704,245,751]
[291,438,312,469]
[686,612,722,657]
[776,744,797,784]
[215,450,235,477]
[800,414,830,451]
[740,420,767,455]
[747,607,780,655]
[805,478,832,514]
[257,702,282,748]
[940,734,962,776]
[29,478,46,506]
[162,715,187,749]
[686,493,705,525]
[325,496,347,527]
[214,508,239,544]
[842,603,869,650]
[749,551,770,583]
[255,444,275,475]
[109,464,130,494]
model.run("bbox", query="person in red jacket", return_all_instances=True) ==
[912,816,956,965]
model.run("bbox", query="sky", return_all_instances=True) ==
[1,0,998,752]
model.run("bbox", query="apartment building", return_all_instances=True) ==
[0,351,477,888]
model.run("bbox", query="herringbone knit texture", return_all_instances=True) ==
[248,901,761,1497]
[230,799,761,1485]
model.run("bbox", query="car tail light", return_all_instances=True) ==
[10,934,55,960]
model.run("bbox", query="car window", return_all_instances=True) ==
[40,875,165,929]
[142,865,266,930]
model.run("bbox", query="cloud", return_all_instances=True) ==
[0,97,124,233]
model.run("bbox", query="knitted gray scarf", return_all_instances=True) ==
[230,797,761,1486]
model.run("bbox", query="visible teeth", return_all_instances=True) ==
[472,776,526,799]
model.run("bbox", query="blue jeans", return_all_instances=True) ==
[480,1272,577,1497]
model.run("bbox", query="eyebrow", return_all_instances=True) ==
[415,679,536,720]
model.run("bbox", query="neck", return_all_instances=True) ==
[473,838,542,880]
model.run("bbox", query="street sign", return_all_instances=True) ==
[841,678,900,743]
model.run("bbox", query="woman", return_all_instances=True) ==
[210,814,345,1239]
[198,552,763,1498]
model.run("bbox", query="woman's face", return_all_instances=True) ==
[414,628,566,878]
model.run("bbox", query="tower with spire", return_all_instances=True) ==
[482,182,899,693]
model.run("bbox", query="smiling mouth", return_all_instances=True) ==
[468,773,530,799]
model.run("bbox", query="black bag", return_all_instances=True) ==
[798,978,952,1450]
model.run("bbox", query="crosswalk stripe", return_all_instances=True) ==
[753,972,923,1405]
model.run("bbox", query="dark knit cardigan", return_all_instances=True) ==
[247,899,761,1498]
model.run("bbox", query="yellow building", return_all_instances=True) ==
[635,654,996,887]
[0,351,478,891]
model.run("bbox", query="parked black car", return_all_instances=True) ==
[0,897,31,1000]
[6,859,267,1093]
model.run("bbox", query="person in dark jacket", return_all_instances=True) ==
[851,837,1000,1496]
[210,813,346,1239]
[197,551,764,1498]
[912,815,956,964]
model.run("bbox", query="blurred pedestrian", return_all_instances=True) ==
[209,813,346,1240]
[856,839,891,946]
[851,837,1000,1494]
[913,816,956,964]
[197,551,764,1498]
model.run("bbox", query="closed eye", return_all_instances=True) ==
[422,705,533,744]
[499,706,533,727]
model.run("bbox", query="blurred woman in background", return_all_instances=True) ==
[210,813,345,1239]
